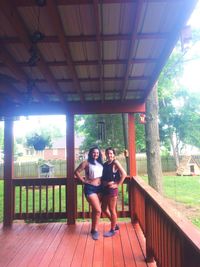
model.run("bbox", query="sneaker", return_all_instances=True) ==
[91,230,99,240]
[115,224,120,231]
[103,229,115,237]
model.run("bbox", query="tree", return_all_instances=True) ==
[75,114,146,155]
[75,114,125,154]
[158,37,200,167]
[145,84,163,194]
[0,124,3,150]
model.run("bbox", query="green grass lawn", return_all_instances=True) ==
[142,175,200,228]
[0,176,199,228]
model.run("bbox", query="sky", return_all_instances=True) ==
[181,0,200,92]
[5,1,200,136]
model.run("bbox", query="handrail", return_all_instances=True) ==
[131,176,200,267]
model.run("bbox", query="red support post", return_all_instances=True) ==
[128,113,136,176]
[66,113,76,224]
[128,113,136,222]
[3,117,14,227]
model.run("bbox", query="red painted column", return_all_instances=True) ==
[128,113,136,222]
[3,117,14,227]
[128,113,136,176]
[66,113,76,224]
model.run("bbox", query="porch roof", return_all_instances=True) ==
[0,0,197,116]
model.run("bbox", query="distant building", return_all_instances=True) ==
[17,135,84,162]
[44,135,84,160]
[176,156,200,176]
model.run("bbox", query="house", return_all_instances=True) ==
[44,135,84,161]
[176,155,200,176]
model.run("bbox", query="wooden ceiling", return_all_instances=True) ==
[0,0,197,115]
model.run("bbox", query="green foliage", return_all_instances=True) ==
[158,40,200,153]
[0,123,4,150]
[75,114,146,154]
[75,114,125,153]
[135,121,146,152]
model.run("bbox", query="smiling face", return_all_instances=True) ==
[105,149,115,162]
[92,148,100,160]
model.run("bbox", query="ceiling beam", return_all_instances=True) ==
[1,100,145,116]
[121,0,144,101]
[0,0,65,104]
[3,58,156,68]
[6,76,149,84]
[1,33,168,44]
[0,43,44,103]
[93,0,104,101]
[46,0,84,102]
[14,0,183,7]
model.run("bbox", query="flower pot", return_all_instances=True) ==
[33,140,46,151]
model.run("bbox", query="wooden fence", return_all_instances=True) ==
[0,156,181,178]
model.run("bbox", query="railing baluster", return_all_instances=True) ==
[52,185,55,216]
[19,185,22,219]
[59,184,61,214]
[33,185,35,219]
[26,185,28,219]
[46,183,48,215]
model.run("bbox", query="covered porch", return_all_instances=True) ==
[0,0,200,266]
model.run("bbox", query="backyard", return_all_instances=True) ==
[0,175,199,228]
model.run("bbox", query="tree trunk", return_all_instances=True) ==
[145,83,163,194]
[170,132,180,168]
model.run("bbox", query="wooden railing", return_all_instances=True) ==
[13,178,67,221]
[12,177,130,221]
[130,176,200,267]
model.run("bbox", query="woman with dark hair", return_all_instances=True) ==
[101,147,127,237]
[74,147,103,240]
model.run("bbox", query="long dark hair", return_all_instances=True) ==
[88,147,103,165]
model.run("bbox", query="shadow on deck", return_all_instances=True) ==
[0,221,157,267]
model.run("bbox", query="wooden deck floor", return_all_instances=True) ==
[0,222,157,267]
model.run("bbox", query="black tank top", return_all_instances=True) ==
[102,161,120,182]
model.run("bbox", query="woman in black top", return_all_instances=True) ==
[102,147,126,237]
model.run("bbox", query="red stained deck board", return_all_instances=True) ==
[120,223,137,267]
[0,222,153,267]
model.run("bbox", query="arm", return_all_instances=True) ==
[74,161,88,184]
[114,160,127,186]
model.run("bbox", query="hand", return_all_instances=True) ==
[108,182,118,189]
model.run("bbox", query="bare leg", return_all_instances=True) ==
[108,196,118,230]
[87,193,101,231]
[101,196,111,220]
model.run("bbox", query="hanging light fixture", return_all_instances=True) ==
[28,46,40,66]
[30,1,45,44]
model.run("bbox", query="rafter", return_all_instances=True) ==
[5,76,149,84]
[93,0,104,101]
[1,58,156,68]
[121,0,144,101]
[0,0,65,104]
[1,33,168,44]
[0,43,44,103]
[46,0,84,102]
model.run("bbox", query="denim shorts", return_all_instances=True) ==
[84,184,102,197]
